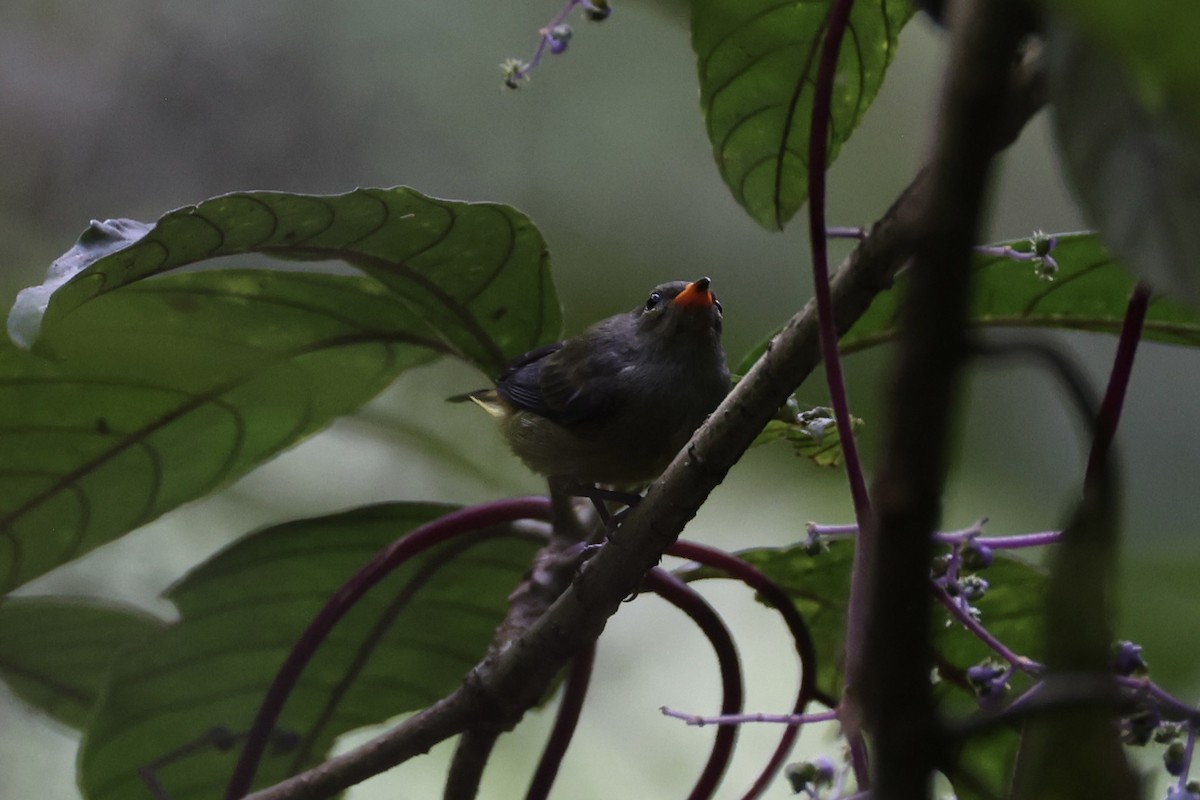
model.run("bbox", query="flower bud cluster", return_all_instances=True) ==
[501,0,612,89]
[933,531,993,625]
[965,660,1010,706]
[785,755,840,798]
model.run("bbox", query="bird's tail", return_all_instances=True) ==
[446,388,508,419]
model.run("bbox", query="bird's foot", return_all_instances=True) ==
[567,484,642,532]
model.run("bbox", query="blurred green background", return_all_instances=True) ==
[1,1,1195,797]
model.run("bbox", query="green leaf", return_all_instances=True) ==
[0,186,560,592]
[78,502,543,800]
[0,270,446,592]
[943,727,1022,800]
[843,232,1200,352]
[752,405,862,467]
[1046,22,1200,305]
[690,0,912,229]
[0,596,163,729]
[1046,0,1200,137]
[11,187,560,374]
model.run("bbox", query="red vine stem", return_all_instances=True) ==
[805,0,870,526]
[803,0,870,785]
[1085,281,1150,487]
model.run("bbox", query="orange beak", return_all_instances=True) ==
[671,277,715,309]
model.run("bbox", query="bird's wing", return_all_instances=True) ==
[495,342,565,417]
[496,339,616,425]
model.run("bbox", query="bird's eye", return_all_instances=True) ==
[714,299,723,314]
[645,291,662,311]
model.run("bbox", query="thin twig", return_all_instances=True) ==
[660,708,840,727]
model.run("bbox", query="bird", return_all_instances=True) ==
[462,277,731,490]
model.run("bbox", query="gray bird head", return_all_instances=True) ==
[631,277,723,345]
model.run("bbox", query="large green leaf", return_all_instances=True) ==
[11,187,559,373]
[0,187,559,592]
[0,596,163,729]
[842,232,1200,352]
[0,270,444,592]
[1047,0,1200,137]
[1046,22,1200,306]
[690,0,913,229]
[78,502,543,800]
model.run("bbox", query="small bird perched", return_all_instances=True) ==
[465,277,731,488]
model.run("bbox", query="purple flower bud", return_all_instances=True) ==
[545,23,572,56]
[584,0,612,21]
[960,542,993,571]
[965,661,1009,705]
[1165,741,1188,777]
[1113,640,1148,676]
[966,664,1001,686]
[812,755,836,785]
